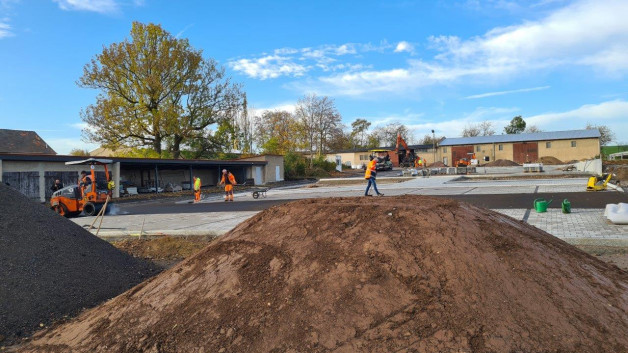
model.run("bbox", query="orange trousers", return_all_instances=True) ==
[194,189,201,202]
[224,184,234,201]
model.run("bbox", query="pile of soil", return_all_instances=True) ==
[19,196,628,353]
[112,235,214,261]
[484,159,520,167]
[0,184,159,345]
[538,156,564,165]
[428,161,446,168]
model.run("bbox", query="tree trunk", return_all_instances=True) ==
[171,135,184,159]
[153,135,162,157]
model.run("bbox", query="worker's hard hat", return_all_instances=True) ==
[222,169,227,173]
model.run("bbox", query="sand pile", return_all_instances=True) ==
[538,156,564,165]
[484,159,520,167]
[19,196,628,353]
[0,184,159,345]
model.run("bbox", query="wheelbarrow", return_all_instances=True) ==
[251,187,269,199]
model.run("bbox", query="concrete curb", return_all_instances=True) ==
[93,229,228,240]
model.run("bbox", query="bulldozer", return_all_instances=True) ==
[50,158,114,217]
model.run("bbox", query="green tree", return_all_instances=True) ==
[255,110,303,155]
[350,118,371,147]
[79,22,242,158]
[504,116,527,134]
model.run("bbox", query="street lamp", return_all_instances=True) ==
[431,129,436,165]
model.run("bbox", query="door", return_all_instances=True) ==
[451,146,474,166]
[443,157,448,166]
[275,166,282,181]
[2,172,40,200]
[254,166,263,185]
[513,142,538,164]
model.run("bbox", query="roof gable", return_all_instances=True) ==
[0,129,57,154]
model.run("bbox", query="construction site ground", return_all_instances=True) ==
[72,167,628,249]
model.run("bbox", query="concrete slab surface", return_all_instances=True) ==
[69,175,628,243]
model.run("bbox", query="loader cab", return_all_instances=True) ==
[368,149,393,171]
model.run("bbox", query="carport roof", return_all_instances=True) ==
[440,129,600,146]
[0,153,267,168]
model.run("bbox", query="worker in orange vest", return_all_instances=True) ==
[219,169,237,202]
[193,176,201,203]
[364,155,384,197]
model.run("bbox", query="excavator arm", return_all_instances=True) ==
[395,133,410,153]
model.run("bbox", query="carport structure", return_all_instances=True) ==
[0,153,268,201]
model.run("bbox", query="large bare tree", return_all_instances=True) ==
[295,94,341,163]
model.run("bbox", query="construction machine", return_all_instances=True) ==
[395,134,418,168]
[456,153,478,167]
[368,149,393,171]
[50,158,114,217]
[586,173,615,191]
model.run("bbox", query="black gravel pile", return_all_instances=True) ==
[0,184,160,345]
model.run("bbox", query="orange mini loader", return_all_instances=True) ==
[50,158,114,217]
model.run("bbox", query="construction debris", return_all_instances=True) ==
[0,183,159,346]
[18,196,628,353]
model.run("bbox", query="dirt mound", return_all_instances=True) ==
[484,159,520,167]
[0,184,159,345]
[19,196,628,353]
[538,156,564,165]
[428,161,446,168]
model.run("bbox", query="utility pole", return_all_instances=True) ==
[432,129,436,165]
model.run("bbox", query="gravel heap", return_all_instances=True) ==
[19,196,628,353]
[0,184,159,345]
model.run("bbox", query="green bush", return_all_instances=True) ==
[284,153,336,179]
[284,152,306,180]
[311,155,337,172]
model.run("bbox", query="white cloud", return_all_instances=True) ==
[248,102,296,118]
[394,41,414,53]
[52,0,119,14]
[526,100,628,127]
[464,86,550,99]
[229,42,391,79]
[0,20,11,38]
[229,55,309,80]
[305,0,628,97]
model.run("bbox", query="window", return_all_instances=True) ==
[571,141,577,147]
[546,142,551,148]
[498,144,503,151]
[443,147,447,153]
[359,154,368,160]
[476,146,481,152]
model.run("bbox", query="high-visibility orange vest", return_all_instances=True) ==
[364,159,376,179]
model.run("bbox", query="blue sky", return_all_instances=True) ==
[1,0,627,154]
